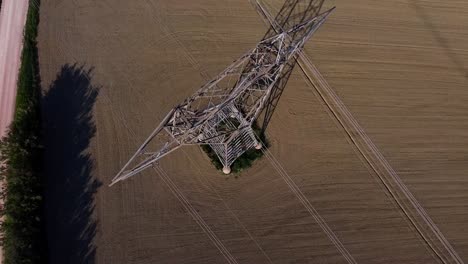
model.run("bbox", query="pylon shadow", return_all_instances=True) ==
[257,0,326,135]
[42,64,101,264]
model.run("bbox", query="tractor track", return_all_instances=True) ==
[251,1,464,263]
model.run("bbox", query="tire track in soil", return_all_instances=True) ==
[180,148,275,264]
[84,78,233,262]
[103,97,239,264]
[82,23,239,260]
[106,2,353,263]
[299,54,463,264]
[257,136,357,264]
[142,0,212,81]
[252,1,464,263]
[40,1,228,262]
[48,1,353,262]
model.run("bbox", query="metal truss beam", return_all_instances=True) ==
[110,7,335,186]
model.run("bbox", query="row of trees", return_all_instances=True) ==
[0,1,47,263]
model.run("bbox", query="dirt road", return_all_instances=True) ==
[0,0,29,262]
[0,0,29,138]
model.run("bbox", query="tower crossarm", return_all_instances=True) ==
[109,109,181,186]
[235,7,336,124]
[110,7,335,185]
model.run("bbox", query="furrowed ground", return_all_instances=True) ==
[38,0,468,263]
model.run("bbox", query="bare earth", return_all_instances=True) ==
[38,0,468,263]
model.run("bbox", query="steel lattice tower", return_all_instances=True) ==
[110,7,334,186]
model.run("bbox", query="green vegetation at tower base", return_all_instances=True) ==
[201,125,269,174]
[0,1,47,263]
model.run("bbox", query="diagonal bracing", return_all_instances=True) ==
[110,8,335,186]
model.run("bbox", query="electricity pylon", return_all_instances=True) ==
[110,7,334,186]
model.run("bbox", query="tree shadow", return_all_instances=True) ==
[409,0,468,80]
[42,64,101,264]
[256,0,326,135]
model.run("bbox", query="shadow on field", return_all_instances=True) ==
[42,64,101,264]
[257,0,326,134]
[410,0,468,81]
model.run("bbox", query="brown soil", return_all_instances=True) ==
[38,0,468,263]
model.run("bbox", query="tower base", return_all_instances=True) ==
[222,166,231,174]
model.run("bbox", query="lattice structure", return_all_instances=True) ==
[110,8,335,186]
